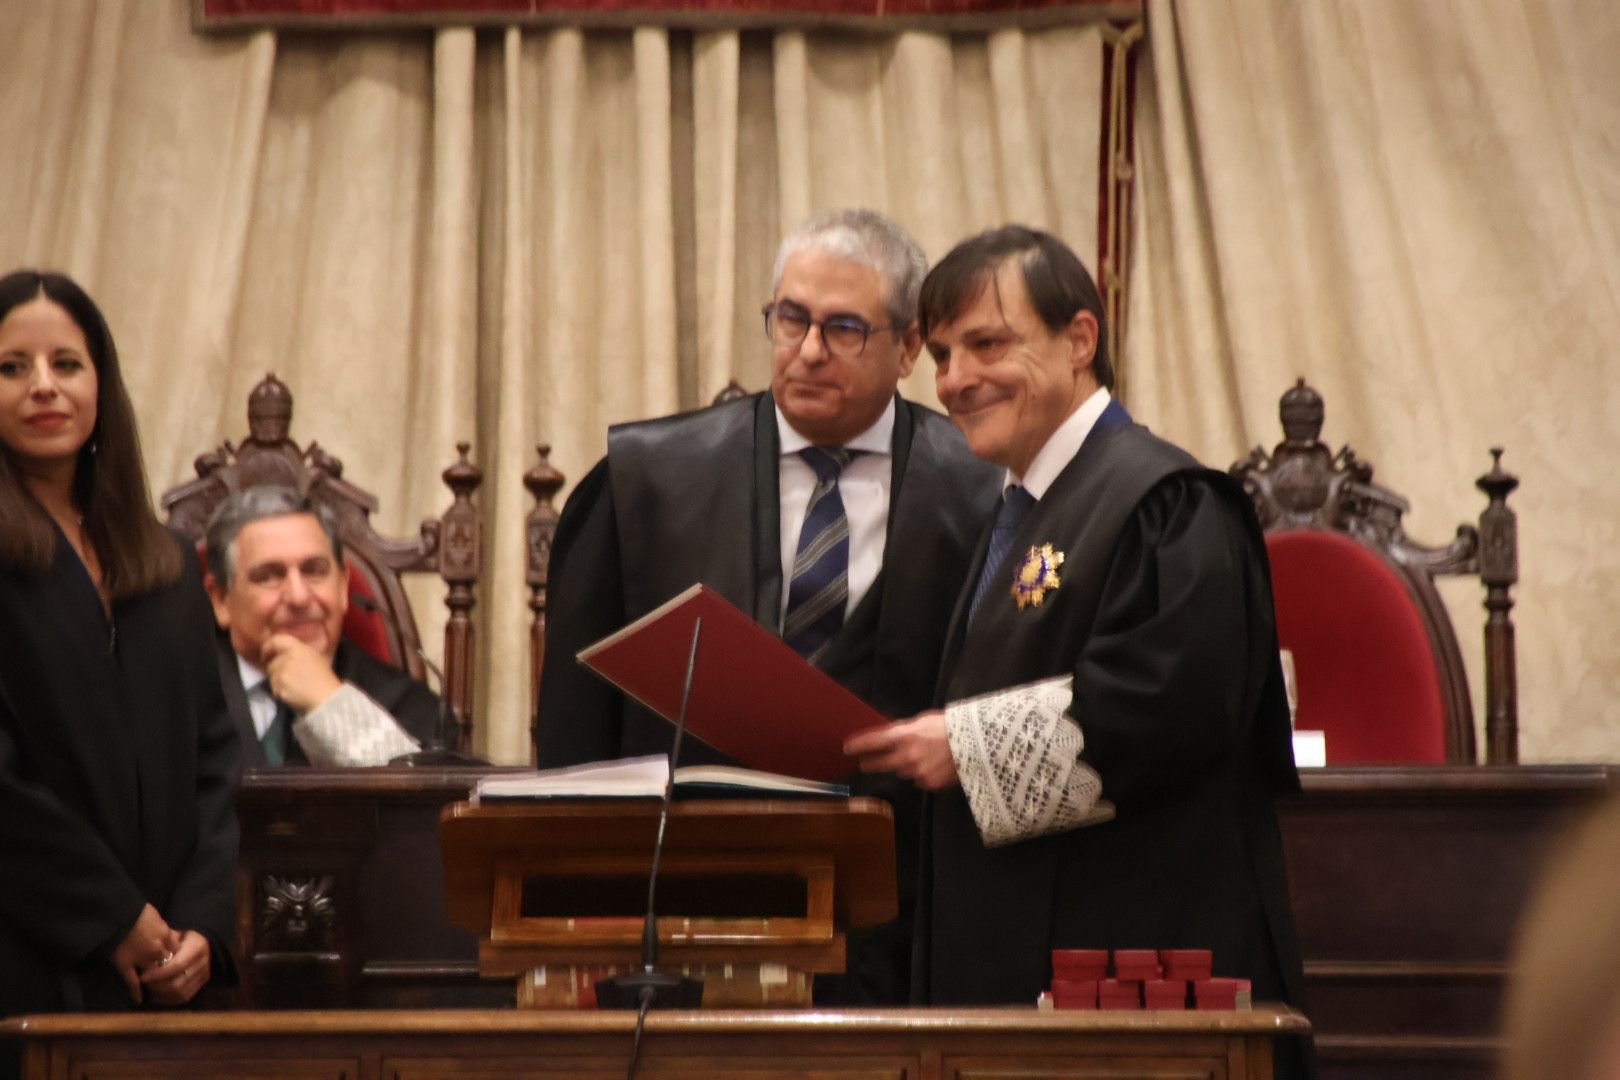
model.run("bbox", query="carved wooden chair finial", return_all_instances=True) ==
[247,373,294,444]
[524,445,567,744]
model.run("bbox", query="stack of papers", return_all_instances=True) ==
[474,754,849,803]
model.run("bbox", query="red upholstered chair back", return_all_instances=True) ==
[1231,379,1521,765]
[164,374,484,751]
[338,563,393,665]
[1266,530,1447,764]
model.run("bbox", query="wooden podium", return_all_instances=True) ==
[440,797,896,1007]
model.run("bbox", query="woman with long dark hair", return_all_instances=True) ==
[0,270,238,1064]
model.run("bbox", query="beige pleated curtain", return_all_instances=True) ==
[1128,0,1620,762]
[0,0,1106,763]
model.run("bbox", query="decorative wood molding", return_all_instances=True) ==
[259,875,339,953]
[195,0,1142,33]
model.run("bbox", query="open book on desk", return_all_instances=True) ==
[473,754,848,802]
[576,583,889,783]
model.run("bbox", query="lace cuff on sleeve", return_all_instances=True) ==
[292,683,421,767]
[944,675,1113,848]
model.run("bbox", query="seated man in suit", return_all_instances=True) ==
[204,486,441,767]
[845,226,1313,1075]
[536,207,1002,1003]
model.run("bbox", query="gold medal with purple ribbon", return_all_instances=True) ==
[1012,543,1064,609]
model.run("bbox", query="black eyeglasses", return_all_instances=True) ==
[762,303,896,359]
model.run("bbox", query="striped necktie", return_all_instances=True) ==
[784,447,856,664]
[969,485,1037,618]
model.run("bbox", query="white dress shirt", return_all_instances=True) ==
[775,398,896,628]
[1009,386,1112,498]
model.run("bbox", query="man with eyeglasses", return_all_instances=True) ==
[536,208,1000,1004]
[203,486,441,767]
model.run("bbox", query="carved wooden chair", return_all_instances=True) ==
[1231,379,1519,765]
[162,373,483,750]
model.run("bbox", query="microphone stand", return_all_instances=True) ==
[350,596,487,766]
[594,617,705,1077]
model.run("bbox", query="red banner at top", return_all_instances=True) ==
[195,0,1138,32]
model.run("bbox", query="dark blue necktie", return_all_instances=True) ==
[784,447,855,663]
[969,485,1037,618]
[261,700,293,766]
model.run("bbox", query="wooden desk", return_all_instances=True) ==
[232,765,1615,1079]
[1279,765,1612,1080]
[2,1007,1309,1080]
[233,768,499,1009]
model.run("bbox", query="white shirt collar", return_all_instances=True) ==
[236,652,269,694]
[1011,386,1112,500]
[776,396,896,456]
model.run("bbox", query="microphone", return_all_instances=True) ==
[351,595,487,766]
[594,615,706,1033]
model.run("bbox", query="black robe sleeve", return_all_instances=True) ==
[533,457,629,767]
[1074,474,1278,808]
[160,551,241,977]
[333,642,448,750]
[381,680,446,749]
[0,693,148,964]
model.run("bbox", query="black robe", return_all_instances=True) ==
[919,407,1312,1074]
[0,531,240,1025]
[535,390,1001,1003]
[218,637,444,768]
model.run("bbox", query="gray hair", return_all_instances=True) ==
[770,208,928,330]
[204,486,344,586]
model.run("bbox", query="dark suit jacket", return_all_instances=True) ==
[219,637,444,768]
[0,531,239,1020]
[535,391,1001,1002]
[917,404,1310,1072]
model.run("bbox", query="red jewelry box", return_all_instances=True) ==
[1143,979,1189,1010]
[1111,949,1162,982]
[1097,979,1143,1010]
[1050,979,1099,1010]
[1193,977,1253,1010]
[1159,948,1213,981]
[1051,949,1109,982]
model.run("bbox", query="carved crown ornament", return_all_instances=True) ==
[1231,378,1478,577]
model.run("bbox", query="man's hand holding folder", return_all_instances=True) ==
[578,584,890,783]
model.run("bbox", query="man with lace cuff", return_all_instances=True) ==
[940,675,1113,848]
[845,227,1312,1078]
[204,487,441,768]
